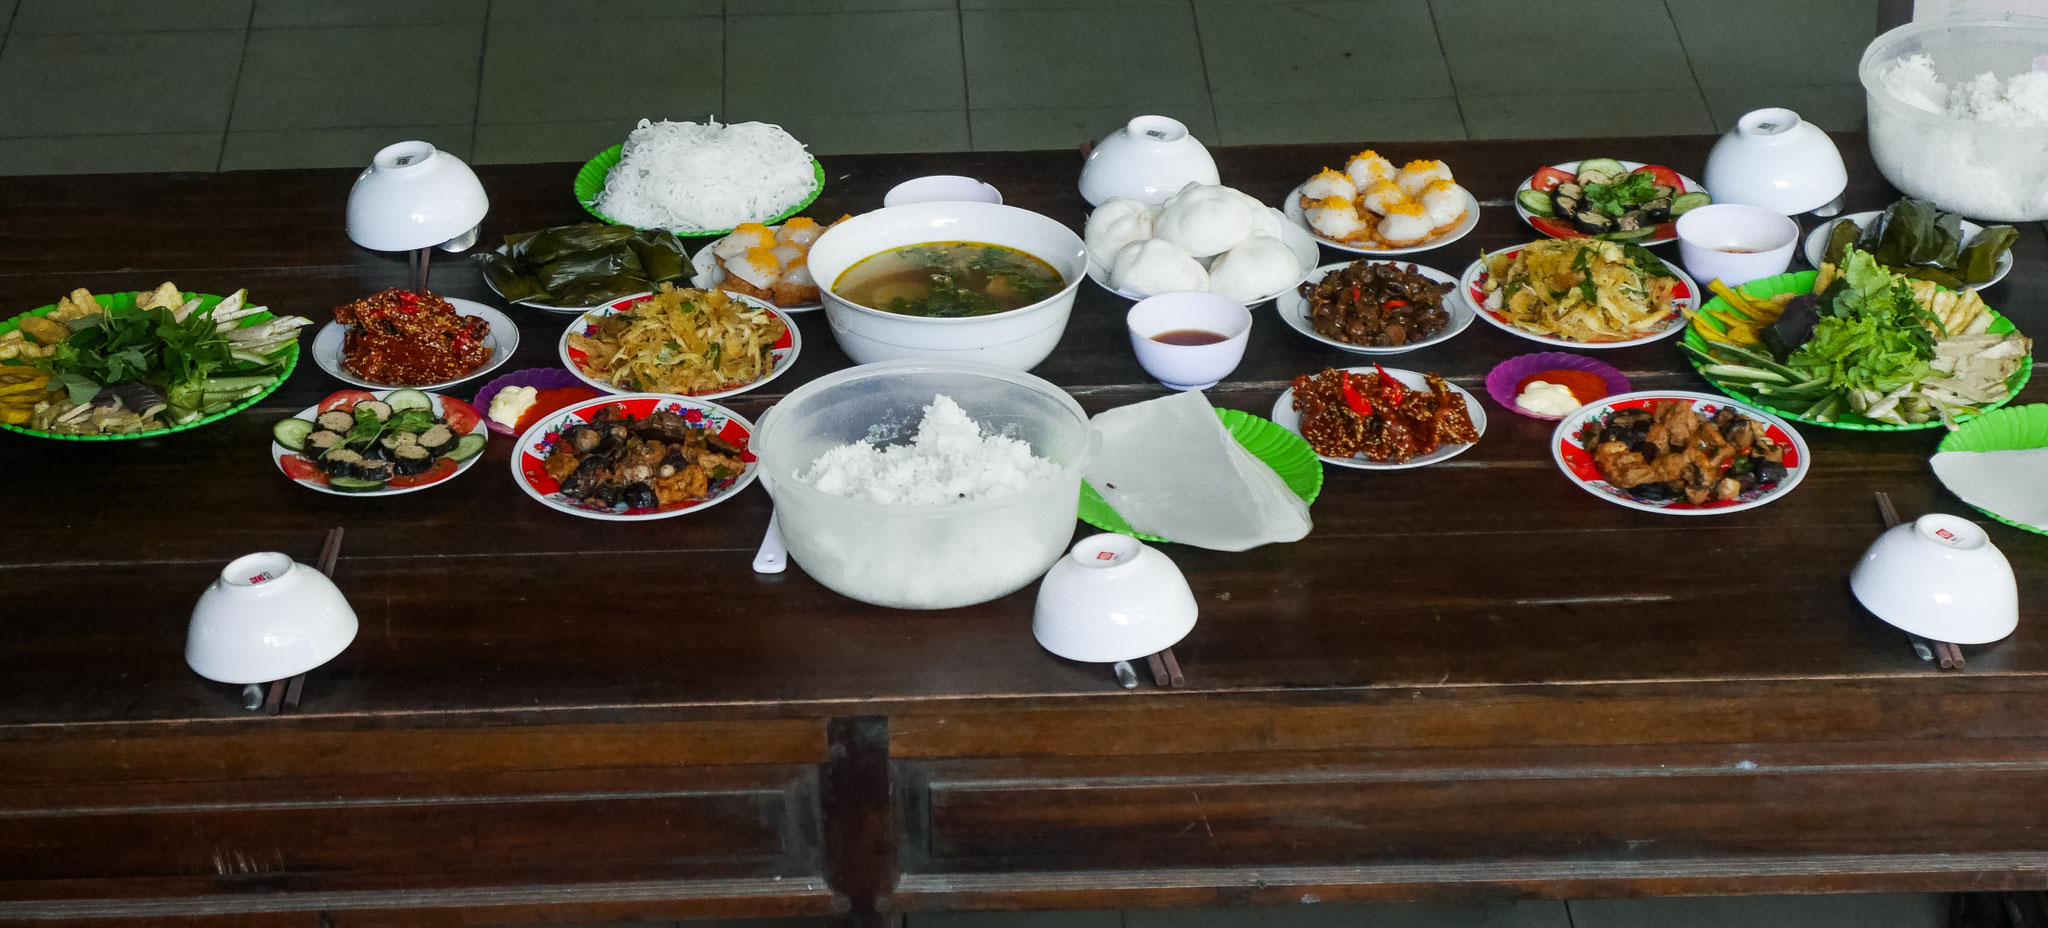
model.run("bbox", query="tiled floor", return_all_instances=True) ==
[510,893,1949,927]
[0,0,1884,175]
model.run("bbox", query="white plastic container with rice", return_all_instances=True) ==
[753,361,1098,610]
[1861,13,2048,221]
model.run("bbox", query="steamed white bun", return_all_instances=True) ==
[1084,197,1156,264]
[1234,189,1284,239]
[1206,233,1301,302]
[1111,238,1208,296]
[1153,183,1259,258]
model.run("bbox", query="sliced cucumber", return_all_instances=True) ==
[1576,158,1626,182]
[444,432,487,462]
[272,417,315,451]
[1516,188,1556,217]
[328,475,388,493]
[1670,192,1712,216]
[385,388,433,412]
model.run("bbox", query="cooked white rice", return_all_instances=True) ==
[595,118,815,232]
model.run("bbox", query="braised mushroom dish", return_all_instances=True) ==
[1579,400,1788,504]
[1299,261,1452,347]
[540,403,746,511]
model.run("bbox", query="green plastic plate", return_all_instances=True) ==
[1937,403,2048,536]
[1077,408,1324,543]
[574,143,827,237]
[0,291,299,441]
[1682,270,2032,431]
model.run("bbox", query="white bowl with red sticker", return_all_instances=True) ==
[511,392,759,521]
[271,389,488,497]
[558,291,800,400]
[1551,390,1810,516]
[1458,243,1696,350]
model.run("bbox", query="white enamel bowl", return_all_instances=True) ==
[806,201,1088,371]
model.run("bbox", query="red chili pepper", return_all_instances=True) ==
[1373,362,1405,404]
[1348,286,1362,301]
[1382,299,1408,310]
[1340,374,1372,417]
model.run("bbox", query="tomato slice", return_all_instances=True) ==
[1531,166,1577,193]
[1631,164,1685,191]
[280,455,328,484]
[1653,221,1677,241]
[1529,215,1583,239]
[438,396,482,435]
[318,390,377,413]
[388,456,458,488]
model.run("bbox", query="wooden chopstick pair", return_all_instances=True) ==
[253,527,343,713]
[1113,648,1186,689]
[1874,493,1965,670]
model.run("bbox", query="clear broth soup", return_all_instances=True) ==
[834,241,1063,318]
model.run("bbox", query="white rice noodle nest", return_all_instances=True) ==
[596,118,815,232]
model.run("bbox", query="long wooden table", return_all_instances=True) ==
[1,135,2044,927]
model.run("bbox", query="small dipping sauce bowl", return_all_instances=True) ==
[884,175,1003,207]
[1675,203,1799,287]
[1126,291,1251,391]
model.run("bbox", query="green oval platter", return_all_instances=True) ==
[1078,408,1323,543]
[574,144,827,238]
[0,291,299,442]
[1682,270,2032,431]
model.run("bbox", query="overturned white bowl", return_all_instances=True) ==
[807,201,1088,371]
[1034,533,1197,663]
[187,552,358,685]
[1849,514,2018,644]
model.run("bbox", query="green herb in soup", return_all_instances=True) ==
[835,242,1062,317]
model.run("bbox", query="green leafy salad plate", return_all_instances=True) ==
[1681,268,2031,431]
[1078,408,1323,542]
[0,289,303,441]
[574,144,827,238]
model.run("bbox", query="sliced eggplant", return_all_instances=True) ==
[1576,169,1617,187]
[1649,184,1676,200]
[1641,196,1673,222]
[1615,209,1652,232]
[1553,194,1582,217]
[1573,209,1615,234]
[1555,182,1584,200]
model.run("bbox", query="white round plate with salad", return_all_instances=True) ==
[272,388,489,496]
[1513,158,1709,247]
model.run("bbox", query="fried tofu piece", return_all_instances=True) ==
[134,281,184,312]
[16,315,71,346]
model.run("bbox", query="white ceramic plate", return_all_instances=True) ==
[1269,367,1487,470]
[558,290,800,401]
[271,389,489,497]
[1275,260,1471,356]
[1458,243,1697,350]
[1282,183,1480,256]
[1085,208,1319,307]
[1513,159,1705,247]
[511,392,758,521]
[689,231,825,313]
[1550,390,1810,516]
[1801,210,2013,287]
[311,297,517,391]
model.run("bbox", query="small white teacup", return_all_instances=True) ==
[1126,291,1251,391]
[1676,203,1799,287]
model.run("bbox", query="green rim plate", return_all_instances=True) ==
[1682,270,2032,431]
[0,291,299,442]
[1077,408,1324,543]
[1937,402,2048,536]
[574,143,827,237]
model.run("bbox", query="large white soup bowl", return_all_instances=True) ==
[807,201,1088,371]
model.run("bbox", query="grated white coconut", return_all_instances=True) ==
[595,118,816,232]
[800,395,1060,506]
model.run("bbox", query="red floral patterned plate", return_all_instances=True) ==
[1551,390,1810,516]
[558,291,800,400]
[511,392,759,521]
[1458,242,1696,350]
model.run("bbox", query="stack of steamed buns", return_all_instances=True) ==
[1085,182,1304,303]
